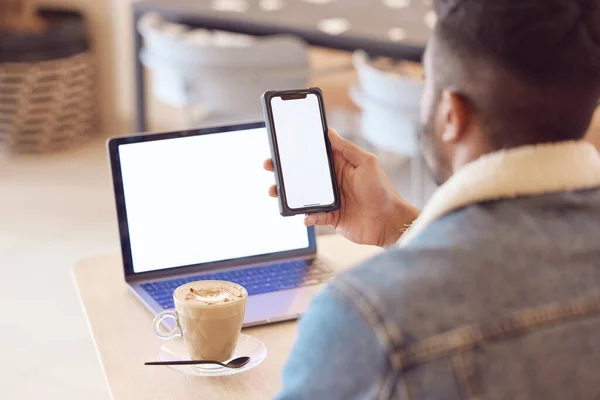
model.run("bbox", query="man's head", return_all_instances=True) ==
[420,0,600,184]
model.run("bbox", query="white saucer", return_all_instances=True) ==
[157,334,267,377]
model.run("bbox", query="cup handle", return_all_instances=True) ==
[153,310,181,340]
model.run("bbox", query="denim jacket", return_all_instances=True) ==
[275,141,600,400]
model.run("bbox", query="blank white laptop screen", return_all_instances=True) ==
[118,128,309,273]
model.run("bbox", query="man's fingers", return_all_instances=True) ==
[265,160,276,197]
[263,158,274,172]
[304,213,334,227]
[328,129,370,167]
[268,185,278,198]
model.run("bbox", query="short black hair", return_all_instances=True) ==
[432,0,600,147]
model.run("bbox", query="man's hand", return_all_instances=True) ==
[264,129,420,247]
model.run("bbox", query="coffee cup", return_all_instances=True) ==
[153,280,247,361]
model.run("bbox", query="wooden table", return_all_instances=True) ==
[132,0,432,131]
[73,235,382,399]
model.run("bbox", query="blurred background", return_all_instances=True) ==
[2,0,600,398]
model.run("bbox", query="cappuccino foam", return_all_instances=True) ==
[175,281,245,306]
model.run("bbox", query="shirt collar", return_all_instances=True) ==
[399,141,600,246]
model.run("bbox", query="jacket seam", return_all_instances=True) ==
[329,277,407,399]
[396,292,600,371]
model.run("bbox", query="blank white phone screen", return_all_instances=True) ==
[271,94,335,210]
[118,128,309,274]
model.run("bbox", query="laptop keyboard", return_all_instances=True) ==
[141,259,333,309]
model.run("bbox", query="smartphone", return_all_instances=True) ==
[262,88,341,217]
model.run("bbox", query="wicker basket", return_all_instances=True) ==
[0,8,97,153]
[0,52,97,152]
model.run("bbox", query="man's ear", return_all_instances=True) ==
[439,89,473,143]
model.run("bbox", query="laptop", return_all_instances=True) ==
[107,122,335,327]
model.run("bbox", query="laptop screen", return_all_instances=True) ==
[113,125,311,275]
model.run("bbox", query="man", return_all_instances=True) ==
[265,0,600,398]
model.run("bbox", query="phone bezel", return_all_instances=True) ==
[261,87,341,217]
